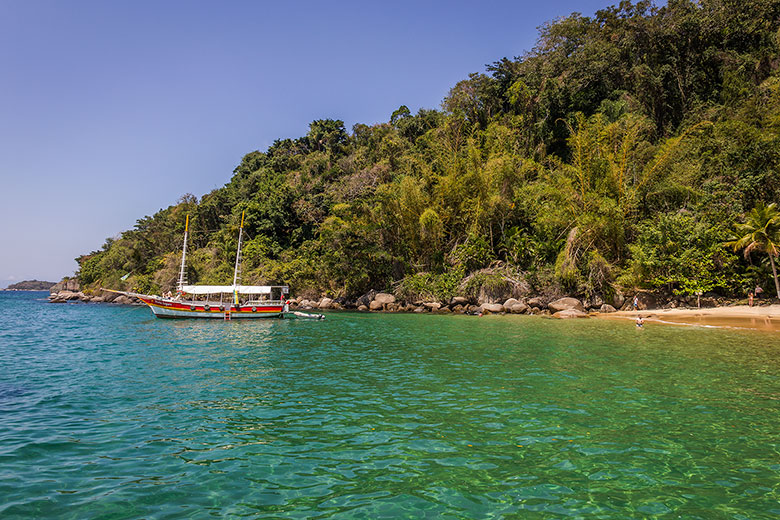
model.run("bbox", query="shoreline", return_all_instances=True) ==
[599,304,780,332]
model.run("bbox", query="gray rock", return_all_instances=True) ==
[356,290,377,308]
[599,304,617,313]
[451,296,469,305]
[509,302,529,314]
[479,303,504,314]
[373,293,396,305]
[423,302,441,311]
[319,297,334,310]
[503,298,520,309]
[357,304,369,311]
[548,297,584,313]
[413,306,425,313]
[369,300,383,311]
[527,297,545,309]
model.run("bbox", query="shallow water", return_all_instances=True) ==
[1,291,779,518]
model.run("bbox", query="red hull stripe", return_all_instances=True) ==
[139,297,282,314]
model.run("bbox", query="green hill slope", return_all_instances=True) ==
[74,0,780,303]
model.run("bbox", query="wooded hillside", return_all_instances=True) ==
[75,0,780,303]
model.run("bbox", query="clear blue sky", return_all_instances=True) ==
[0,0,617,287]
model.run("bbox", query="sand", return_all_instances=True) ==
[599,304,780,332]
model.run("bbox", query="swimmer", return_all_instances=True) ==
[636,315,644,328]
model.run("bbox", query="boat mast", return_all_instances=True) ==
[177,214,189,292]
[232,211,245,288]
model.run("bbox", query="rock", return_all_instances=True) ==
[479,303,504,314]
[527,297,545,309]
[599,304,617,313]
[438,307,452,313]
[357,304,369,311]
[77,292,91,302]
[503,298,520,309]
[386,302,398,312]
[331,302,343,310]
[452,304,464,313]
[451,296,469,305]
[369,300,383,311]
[50,278,80,294]
[50,296,67,303]
[634,293,658,310]
[509,302,529,314]
[587,295,605,309]
[699,297,717,308]
[413,306,425,313]
[319,297,334,310]
[356,290,377,308]
[548,297,584,313]
[423,302,441,311]
[373,293,396,305]
[610,290,625,309]
[113,295,132,305]
[90,296,105,303]
[553,309,589,319]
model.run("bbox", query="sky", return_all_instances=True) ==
[0,0,615,287]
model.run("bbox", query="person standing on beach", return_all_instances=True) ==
[755,285,763,300]
[749,291,754,307]
[633,295,639,311]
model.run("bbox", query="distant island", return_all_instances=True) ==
[4,280,56,291]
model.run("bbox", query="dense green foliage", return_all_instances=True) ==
[77,0,780,301]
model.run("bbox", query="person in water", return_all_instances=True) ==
[636,315,644,328]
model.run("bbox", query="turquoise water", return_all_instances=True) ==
[1,291,779,519]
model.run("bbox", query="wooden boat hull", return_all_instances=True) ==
[137,296,285,319]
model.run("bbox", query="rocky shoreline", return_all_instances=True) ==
[47,279,142,305]
[48,280,768,318]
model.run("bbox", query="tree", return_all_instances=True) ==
[725,202,780,299]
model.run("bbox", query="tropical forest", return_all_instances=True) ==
[75,0,780,305]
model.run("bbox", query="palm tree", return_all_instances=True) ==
[725,202,780,299]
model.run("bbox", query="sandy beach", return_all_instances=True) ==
[601,304,780,332]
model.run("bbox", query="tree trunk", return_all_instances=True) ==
[770,253,780,300]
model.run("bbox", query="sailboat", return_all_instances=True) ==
[131,212,293,319]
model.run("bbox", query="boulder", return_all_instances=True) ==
[548,297,584,313]
[356,290,377,308]
[527,297,545,309]
[423,302,441,311]
[438,307,452,313]
[479,303,504,314]
[113,295,132,305]
[319,297,334,310]
[90,296,105,303]
[386,302,398,312]
[452,304,464,313]
[451,296,469,305]
[553,309,589,319]
[609,290,625,309]
[369,300,384,311]
[508,302,529,314]
[373,293,396,305]
[357,304,369,311]
[413,306,425,313]
[634,293,658,310]
[599,304,617,313]
[503,298,520,309]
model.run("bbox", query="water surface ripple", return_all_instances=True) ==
[1,292,778,518]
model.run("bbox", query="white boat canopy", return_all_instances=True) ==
[180,285,285,295]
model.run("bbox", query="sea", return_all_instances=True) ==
[1,290,778,518]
